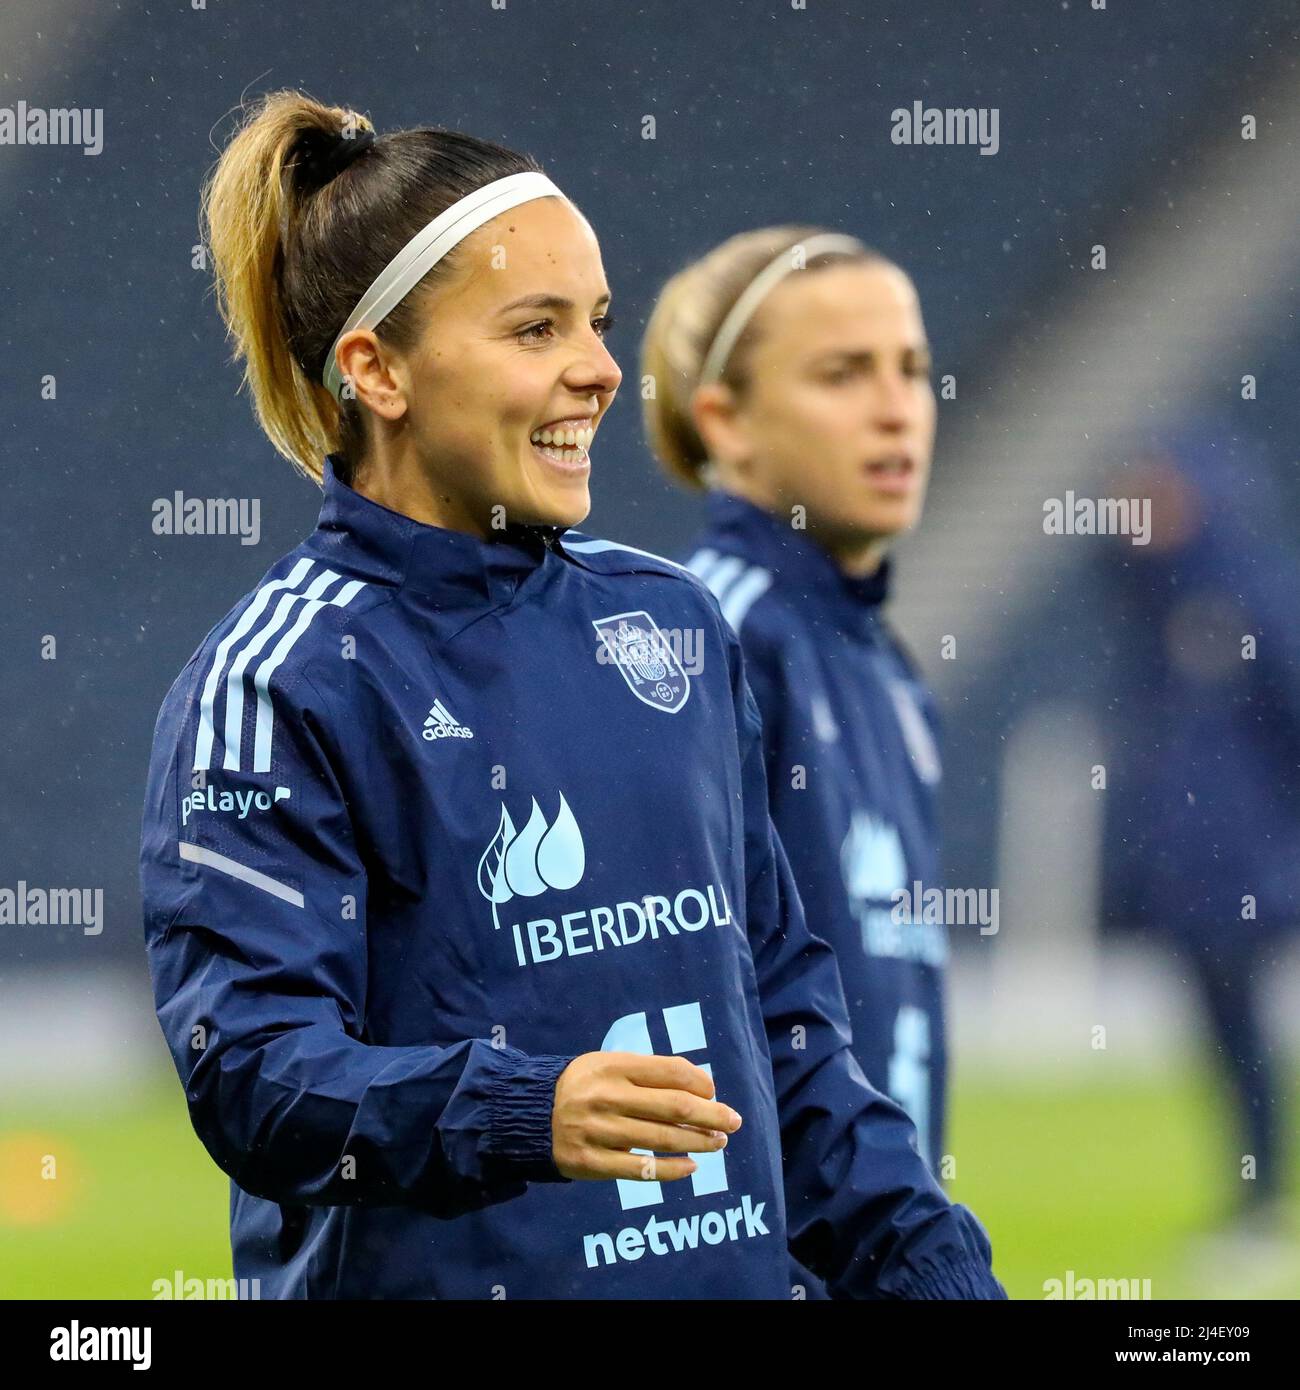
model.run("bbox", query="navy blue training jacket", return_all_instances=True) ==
[139,456,999,1300]
[684,491,949,1172]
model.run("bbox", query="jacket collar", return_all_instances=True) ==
[702,489,892,610]
[311,455,563,607]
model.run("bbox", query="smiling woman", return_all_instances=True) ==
[140,88,1004,1302]
[327,194,621,534]
[201,91,620,534]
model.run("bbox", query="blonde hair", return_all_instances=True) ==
[200,88,540,485]
[640,225,884,490]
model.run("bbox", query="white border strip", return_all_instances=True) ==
[250,577,365,773]
[561,536,690,572]
[178,841,305,909]
[718,566,773,632]
[193,557,314,771]
[221,568,343,771]
[323,171,567,400]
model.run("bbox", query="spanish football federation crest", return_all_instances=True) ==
[592,610,691,714]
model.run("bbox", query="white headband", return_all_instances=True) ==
[322,170,567,401]
[698,233,866,387]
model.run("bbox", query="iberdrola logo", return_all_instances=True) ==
[477,792,586,931]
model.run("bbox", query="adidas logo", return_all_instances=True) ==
[422,698,474,741]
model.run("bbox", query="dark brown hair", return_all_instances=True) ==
[201,89,541,484]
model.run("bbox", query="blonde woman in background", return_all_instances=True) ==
[643,228,951,1299]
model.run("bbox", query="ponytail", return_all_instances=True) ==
[200,89,540,484]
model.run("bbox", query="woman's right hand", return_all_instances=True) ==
[552,1051,743,1183]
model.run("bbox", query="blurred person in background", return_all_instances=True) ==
[641,228,950,1298]
[1099,420,1299,1252]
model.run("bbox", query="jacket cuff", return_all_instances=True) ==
[483,1052,576,1183]
[890,1258,1008,1300]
